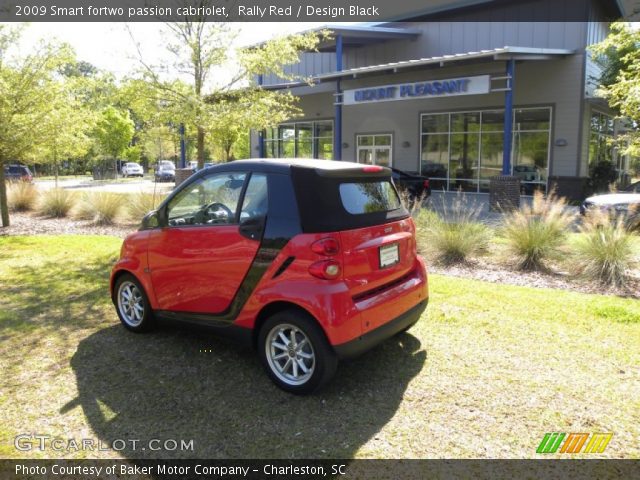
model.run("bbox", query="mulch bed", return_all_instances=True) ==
[0,211,136,238]
[2,211,639,299]
[429,258,640,300]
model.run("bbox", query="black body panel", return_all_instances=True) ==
[333,300,428,360]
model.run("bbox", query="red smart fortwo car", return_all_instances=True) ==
[110,159,428,394]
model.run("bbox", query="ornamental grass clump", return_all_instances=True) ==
[37,188,76,218]
[501,190,574,270]
[75,192,123,225]
[127,191,164,222]
[574,210,636,287]
[7,181,38,212]
[415,193,490,265]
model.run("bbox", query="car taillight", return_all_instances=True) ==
[362,165,383,172]
[311,237,340,256]
[308,260,341,280]
[423,179,430,188]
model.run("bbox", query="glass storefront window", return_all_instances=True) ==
[420,107,551,194]
[356,134,393,166]
[479,132,503,192]
[421,113,449,134]
[450,132,479,192]
[420,133,449,190]
[589,111,615,169]
[451,112,480,133]
[264,121,334,160]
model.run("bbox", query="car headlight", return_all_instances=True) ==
[614,204,629,212]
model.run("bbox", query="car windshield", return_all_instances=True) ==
[126,163,139,167]
[159,162,174,169]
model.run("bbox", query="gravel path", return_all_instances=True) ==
[2,211,638,299]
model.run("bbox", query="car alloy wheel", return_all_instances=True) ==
[117,280,145,327]
[258,311,337,394]
[265,323,315,386]
[114,274,154,332]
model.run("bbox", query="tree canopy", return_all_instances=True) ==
[591,22,640,157]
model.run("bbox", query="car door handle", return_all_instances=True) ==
[239,217,265,241]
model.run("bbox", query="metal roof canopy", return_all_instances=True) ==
[313,25,421,51]
[263,46,575,89]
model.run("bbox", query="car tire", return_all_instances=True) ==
[114,274,155,333]
[258,310,337,395]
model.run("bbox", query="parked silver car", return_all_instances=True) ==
[581,181,640,216]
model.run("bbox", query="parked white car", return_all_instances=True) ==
[121,162,144,178]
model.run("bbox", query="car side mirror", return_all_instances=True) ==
[141,210,160,230]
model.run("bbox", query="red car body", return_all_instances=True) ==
[110,159,428,392]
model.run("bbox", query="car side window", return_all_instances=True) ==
[166,172,247,227]
[240,174,268,222]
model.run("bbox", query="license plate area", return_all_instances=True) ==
[379,243,399,269]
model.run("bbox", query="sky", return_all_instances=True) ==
[17,22,338,79]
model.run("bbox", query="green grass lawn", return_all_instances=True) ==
[0,235,638,459]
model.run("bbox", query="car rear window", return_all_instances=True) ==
[339,181,401,215]
[290,167,408,233]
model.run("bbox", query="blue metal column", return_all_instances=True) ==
[179,123,186,168]
[502,59,515,175]
[334,34,343,161]
[257,74,265,158]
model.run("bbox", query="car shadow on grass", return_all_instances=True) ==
[66,322,426,459]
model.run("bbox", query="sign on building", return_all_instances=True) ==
[343,75,491,105]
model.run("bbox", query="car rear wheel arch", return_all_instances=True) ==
[252,301,330,351]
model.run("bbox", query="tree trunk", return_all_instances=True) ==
[197,126,205,169]
[54,158,59,188]
[0,159,10,227]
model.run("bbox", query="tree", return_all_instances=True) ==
[0,25,72,227]
[93,106,135,176]
[35,76,95,186]
[591,22,640,157]
[128,5,325,168]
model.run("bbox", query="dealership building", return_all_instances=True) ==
[250,0,636,200]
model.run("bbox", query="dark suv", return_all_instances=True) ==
[110,159,429,394]
[4,165,33,183]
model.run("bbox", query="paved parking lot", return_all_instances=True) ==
[35,177,175,195]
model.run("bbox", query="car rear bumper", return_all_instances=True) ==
[333,299,427,359]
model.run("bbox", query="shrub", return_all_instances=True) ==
[501,190,574,270]
[75,192,123,225]
[127,192,164,222]
[398,188,427,216]
[574,210,636,286]
[37,188,76,218]
[415,194,490,265]
[7,182,38,212]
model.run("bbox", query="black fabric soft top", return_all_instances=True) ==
[290,166,409,233]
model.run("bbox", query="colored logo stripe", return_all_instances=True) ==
[536,433,566,453]
[560,433,589,453]
[537,432,613,454]
[583,433,613,454]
